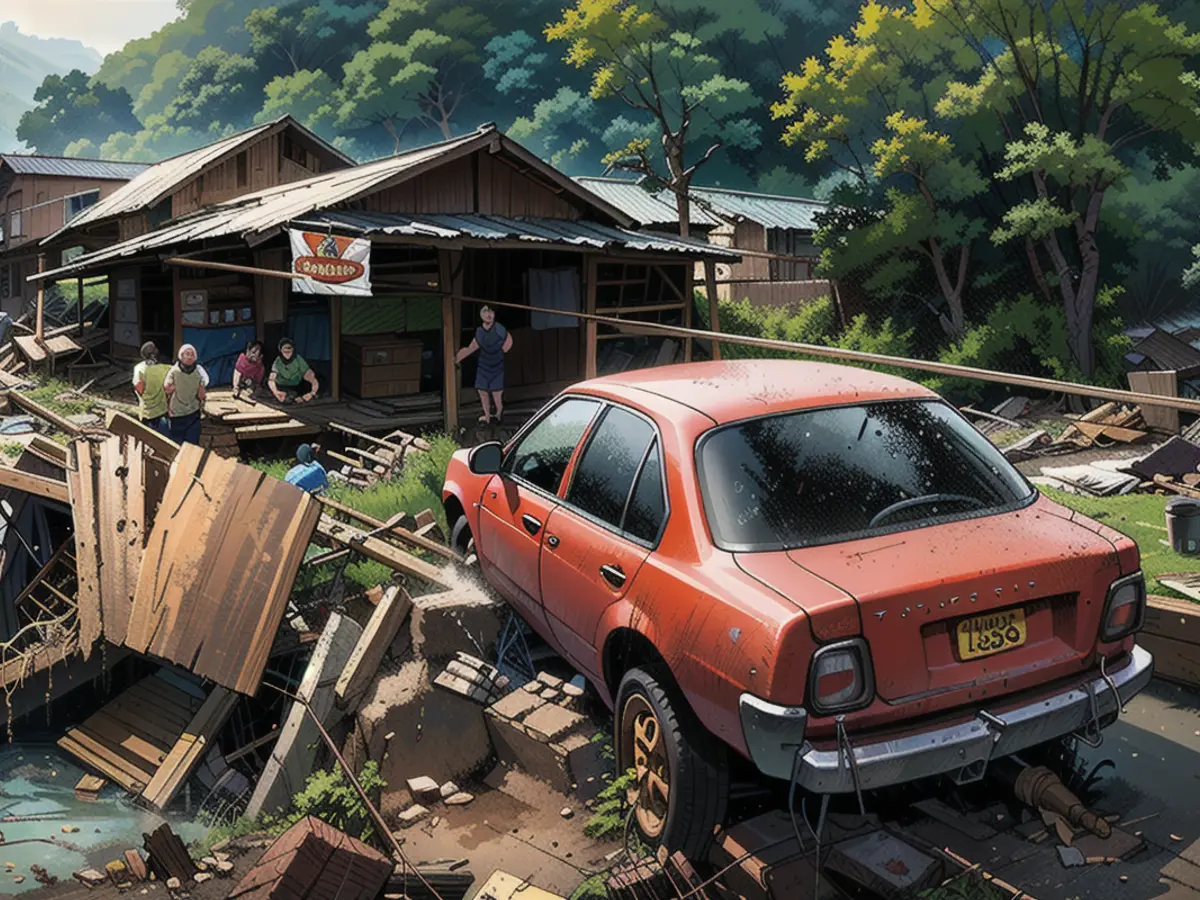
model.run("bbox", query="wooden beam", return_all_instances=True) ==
[34,255,45,344]
[328,421,404,450]
[5,389,81,435]
[331,296,341,401]
[104,410,179,462]
[77,277,84,339]
[585,257,598,379]
[316,495,457,561]
[703,259,721,361]
[0,465,69,503]
[140,687,238,811]
[335,585,413,709]
[315,514,450,588]
[163,257,306,281]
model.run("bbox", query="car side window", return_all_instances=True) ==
[505,398,601,494]
[623,439,666,543]
[566,406,655,529]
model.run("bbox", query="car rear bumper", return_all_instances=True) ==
[739,644,1154,791]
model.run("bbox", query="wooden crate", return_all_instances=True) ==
[342,335,424,398]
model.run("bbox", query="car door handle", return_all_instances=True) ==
[522,514,542,535]
[600,564,626,589]
[546,534,560,549]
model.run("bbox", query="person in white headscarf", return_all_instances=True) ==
[163,343,209,445]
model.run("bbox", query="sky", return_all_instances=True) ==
[3,0,179,55]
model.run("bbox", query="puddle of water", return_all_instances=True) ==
[0,745,206,893]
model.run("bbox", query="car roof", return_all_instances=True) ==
[575,359,937,425]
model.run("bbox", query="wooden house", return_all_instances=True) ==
[32,124,738,436]
[0,155,148,317]
[575,176,831,309]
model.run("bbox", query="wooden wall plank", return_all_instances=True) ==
[68,440,104,656]
[141,687,238,810]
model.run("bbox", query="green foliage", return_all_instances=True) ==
[584,768,637,839]
[264,761,387,844]
[0,443,24,460]
[928,289,1133,398]
[17,71,140,156]
[24,377,96,418]
[570,874,610,900]
[256,69,341,137]
[919,871,1009,900]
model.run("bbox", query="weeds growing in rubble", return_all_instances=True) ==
[0,442,23,460]
[584,768,637,840]
[918,872,1010,899]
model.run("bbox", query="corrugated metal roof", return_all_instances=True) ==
[573,177,720,226]
[1130,328,1200,371]
[45,116,359,239]
[34,130,711,283]
[689,186,827,231]
[0,155,149,181]
[293,210,739,257]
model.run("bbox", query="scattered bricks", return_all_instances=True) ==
[193,872,213,884]
[439,781,459,799]
[433,668,496,705]
[522,704,585,743]
[540,688,562,702]
[560,682,585,710]
[536,671,564,690]
[489,687,546,723]
[199,857,217,869]
[486,710,573,793]
[495,674,511,691]
[522,681,542,693]
[74,869,108,888]
[709,812,818,900]
[445,792,474,806]
[165,877,182,890]
[11,876,22,884]
[215,861,235,877]
[395,805,429,828]
[407,776,441,804]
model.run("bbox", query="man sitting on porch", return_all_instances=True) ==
[269,337,319,404]
[455,305,513,424]
[132,341,171,436]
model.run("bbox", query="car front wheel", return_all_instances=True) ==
[450,514,478,568]
[615,667,728,858]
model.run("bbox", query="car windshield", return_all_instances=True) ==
[697,399,1035,551]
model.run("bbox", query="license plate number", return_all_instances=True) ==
[956,609,1027,660]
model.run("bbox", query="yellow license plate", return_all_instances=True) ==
[956,609,1027,660]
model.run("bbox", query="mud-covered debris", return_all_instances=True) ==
[396,804,430,828]
[439,780,459,799]
[407,775,441,804]
[445,792,474,806]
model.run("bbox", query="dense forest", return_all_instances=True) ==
[13,0,1200,388]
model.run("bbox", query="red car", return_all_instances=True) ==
[441,360,1153,856]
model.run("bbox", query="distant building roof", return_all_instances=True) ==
[36,126,702,283]
[572,176,827,231]
[44,116,358,241]
[1127,328,1200,373]
[0,155,149,181]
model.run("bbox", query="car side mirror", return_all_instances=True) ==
[468,441,503,475]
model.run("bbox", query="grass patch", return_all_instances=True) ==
[584,768,635,840]
[1040,487,1197,597]
[23,377,96,419]
[919,870,1010,899]
[570,873,609,899]
[0,442,23,460]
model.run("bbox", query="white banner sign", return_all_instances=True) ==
[289,229,372,296]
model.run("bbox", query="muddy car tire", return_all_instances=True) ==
[450,515,478,568]
[616,667,728,859]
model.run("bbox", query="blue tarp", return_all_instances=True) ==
[287,311,331,362]
[182,325,255,386]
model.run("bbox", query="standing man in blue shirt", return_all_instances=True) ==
[284,443,328,494]
[455,304,513,424]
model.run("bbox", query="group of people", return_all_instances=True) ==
[133,336,320,444]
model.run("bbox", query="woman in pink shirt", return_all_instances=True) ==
[232,340,266,398]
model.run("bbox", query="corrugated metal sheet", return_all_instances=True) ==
[35,142,737,283]
[573,177,719,226]
[689,186,827,231]
[295,210,740,257]
[1129,328,1200,372]
[0,155,148,181]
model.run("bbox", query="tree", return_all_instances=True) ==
[773,6,988,336]
[932,0,1200,377]
[256,69,342,138]
[133,51,193,120]
[16,71,140,156]
[161,47,263,131]
[546,0,757,236]
[246,1,381,79]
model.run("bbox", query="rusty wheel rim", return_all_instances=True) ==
[621,693,670,839]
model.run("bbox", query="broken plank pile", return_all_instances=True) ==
[326,423,432,488]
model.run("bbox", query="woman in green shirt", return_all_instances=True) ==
[269,337,319,404]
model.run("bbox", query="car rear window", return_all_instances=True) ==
[696,399,1034,551]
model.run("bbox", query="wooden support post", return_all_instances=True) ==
[439,250,461,434]
[34,255,45,344]
[681,264,694,363]
[76,277,84,338]
[330,296,341,401]
[171,267,183,354]
[703,259,721,361]
[585,257,598,379]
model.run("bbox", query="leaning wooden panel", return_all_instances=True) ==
[68,439,104,656]
[128,445,321,694]
[141,686,238,810]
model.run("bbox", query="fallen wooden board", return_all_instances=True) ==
[7,390,82,435]
[1144,594,1200,646]
[316,515,450,587]
[223,409,292,424]
[316,495,458,562]
[128,444,321,695]
[26,435,68,468]
[1070,420,1149,444]
[143,824,197,882]
[141,686,238,810]
[334,585,413,709]
[1160,573,1200,602]
[1129,370,1180,433]
[13,333,82,362]
[104,410,179,462]
[0,464,69,503]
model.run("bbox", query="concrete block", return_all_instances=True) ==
[523,704,584,742]
[245,612,363,819]
[433,669,494,704]
[485,710,572,793]
[407,776,441,804]
[394,804,429,828]
[540,688,561,702]
[522,680,541,693]
[823,831,942,899]
[559,733,609,805]
[536,672,564,689]
[408,588,504,660]
[439,781,458,798]
[489,688,545,722]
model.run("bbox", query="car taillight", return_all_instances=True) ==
[807,638,875,715]
[1100,572,1146,642]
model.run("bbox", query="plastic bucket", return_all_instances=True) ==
[1166,497,1200,555]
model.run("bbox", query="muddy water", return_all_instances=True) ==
[0,745,206,894]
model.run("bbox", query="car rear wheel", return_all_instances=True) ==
[616,667,728,858]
